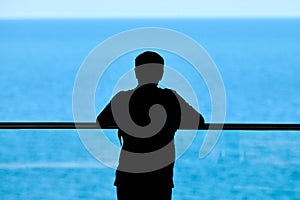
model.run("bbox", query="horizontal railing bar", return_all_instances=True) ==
[0,122,300,130]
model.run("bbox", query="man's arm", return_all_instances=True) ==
[96,102,117,128]
[173,91,205,129]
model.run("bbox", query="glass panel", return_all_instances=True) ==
[1,19,300,199]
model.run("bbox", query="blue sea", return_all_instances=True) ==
[1,19,300,199]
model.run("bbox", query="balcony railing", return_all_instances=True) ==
[0,122,300,130]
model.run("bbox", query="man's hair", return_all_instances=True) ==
[134,51,164,84]
[135,51,164,67]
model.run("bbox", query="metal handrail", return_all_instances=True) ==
[0,122,300,130]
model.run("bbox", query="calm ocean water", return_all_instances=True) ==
[1,19,300,199]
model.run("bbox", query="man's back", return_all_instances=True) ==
[118,84,181,153]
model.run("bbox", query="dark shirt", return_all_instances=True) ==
[97,84,204,188]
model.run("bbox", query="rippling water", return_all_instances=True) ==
[1,19,300,199]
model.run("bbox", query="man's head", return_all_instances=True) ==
[134,51,164,85]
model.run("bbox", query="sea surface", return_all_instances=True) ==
[1,19,300,199]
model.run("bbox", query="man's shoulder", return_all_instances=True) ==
[110,89,135,103]
[113,89,134,97]
[158,87,180,97]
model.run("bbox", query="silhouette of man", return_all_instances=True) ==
[97,51,204,200]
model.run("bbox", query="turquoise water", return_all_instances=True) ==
[1,19,300,199]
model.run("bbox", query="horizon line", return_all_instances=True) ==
[1,16,300,20]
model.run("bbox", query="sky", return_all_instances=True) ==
[0,0,300,18]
